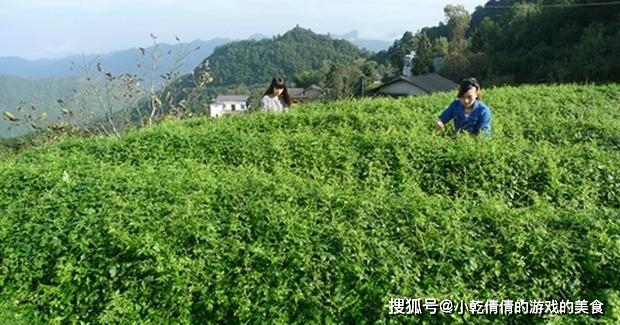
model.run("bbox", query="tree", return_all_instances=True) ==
[412,32,434,74]
[440,5,472,80]
[444,4,471,54]
[386,31,416,70]
[470,17,499,53]
[294,70,322,88]
[433,37,449,57]
[321,63,363,99]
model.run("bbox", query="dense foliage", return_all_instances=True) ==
[452,0,619,83]
[470,0,620,83]
[197,26,370,87]
[1,83,619,324]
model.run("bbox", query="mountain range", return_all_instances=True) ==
[0,38,231,79]
[0,31,391,79]
[0,29,391,138]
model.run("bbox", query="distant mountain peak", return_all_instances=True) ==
[0,38,233,79]
[337,30,360,40]
[248,33,270,40]
[330,30,390,52]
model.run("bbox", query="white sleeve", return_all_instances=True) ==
[260,95,269,111]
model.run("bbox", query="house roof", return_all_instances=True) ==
[288,88,305,97]
[213,95,249,102]
[371,73,458,94]
[288,85,326,101]
[305,84,324,91]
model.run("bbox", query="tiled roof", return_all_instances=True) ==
[404,73,458,93]
[370,73,458,94]
[287,88,305,97]
[213,95,249,102]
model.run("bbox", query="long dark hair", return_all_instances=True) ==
[263,76,292,107]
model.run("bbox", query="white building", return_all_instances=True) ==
[209,95,249,117]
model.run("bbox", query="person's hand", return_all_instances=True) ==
[435,119,445,132]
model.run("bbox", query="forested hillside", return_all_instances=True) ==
[383,0,620,84]
[470,0,620,83]
[201,26,371,87]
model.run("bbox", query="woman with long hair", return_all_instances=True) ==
[261,76,292,112]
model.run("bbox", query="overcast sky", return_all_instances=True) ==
[1,0,485,60]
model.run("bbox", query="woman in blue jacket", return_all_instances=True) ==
[436,77,492,136]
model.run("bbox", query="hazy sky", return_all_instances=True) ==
[1,0,485,60]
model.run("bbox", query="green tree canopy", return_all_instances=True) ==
[196,26,370,87]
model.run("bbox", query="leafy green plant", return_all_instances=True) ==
[1,83,619,324]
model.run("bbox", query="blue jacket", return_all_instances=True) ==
[438,99,492,136]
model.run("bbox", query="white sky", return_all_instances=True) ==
[1,0,485,60]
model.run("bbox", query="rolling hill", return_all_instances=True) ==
[199,26,371,87]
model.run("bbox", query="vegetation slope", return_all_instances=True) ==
[1,83,619,324]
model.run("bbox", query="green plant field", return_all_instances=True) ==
[1,83,619,324]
